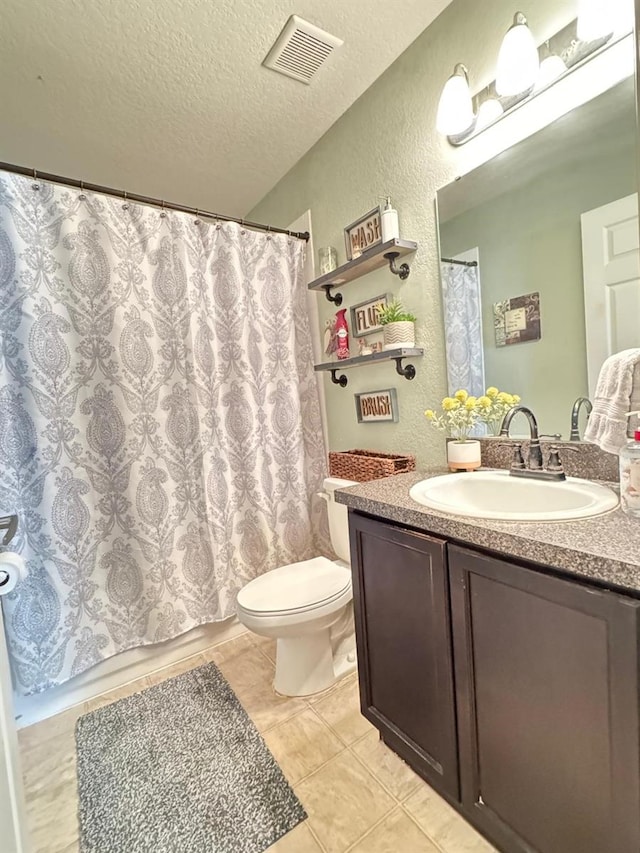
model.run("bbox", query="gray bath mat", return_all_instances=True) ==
[75,661,306,852]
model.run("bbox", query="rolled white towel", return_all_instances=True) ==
[584,348,640,454]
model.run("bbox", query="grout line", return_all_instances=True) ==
[305,700,357,749]
[288,740,349,788]
[304,820,329,852]
[341,804,399,853]
[400,803,449,853]
[346,746,409,806]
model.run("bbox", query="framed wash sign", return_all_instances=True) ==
[354,388,399,423]
[350,293,391,337]
[344,207,383,260]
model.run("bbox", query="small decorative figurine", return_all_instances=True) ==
[357,338,373,356]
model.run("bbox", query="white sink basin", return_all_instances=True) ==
[409,470,618,521]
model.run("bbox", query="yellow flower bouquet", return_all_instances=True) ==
[424,389,480,441]
[475,387,521,435]
[425,387,521,440]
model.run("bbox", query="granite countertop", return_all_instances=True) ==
[336,470,640,597]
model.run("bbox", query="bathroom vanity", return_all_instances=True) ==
[338,472,640,853]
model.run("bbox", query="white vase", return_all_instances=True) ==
[447,439,481,472]
[383,321,415,350]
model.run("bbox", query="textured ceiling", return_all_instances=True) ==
[0,0,452,217]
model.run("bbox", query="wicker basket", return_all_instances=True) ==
[329,449,416,482]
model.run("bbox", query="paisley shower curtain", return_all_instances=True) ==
[440,257,485,398]
[0,172,327,695]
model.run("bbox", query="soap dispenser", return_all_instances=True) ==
[619,411,640,517]
[380,197,399,242]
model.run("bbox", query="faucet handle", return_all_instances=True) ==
[546,444,579,473]
[540,433,562,440]
[498,442,526,470]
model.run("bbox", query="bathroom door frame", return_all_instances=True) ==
[288,210,329,455]
[581,192,640,396]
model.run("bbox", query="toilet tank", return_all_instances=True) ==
[323,477,358,564]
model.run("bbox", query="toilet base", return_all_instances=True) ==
[274,629,336,697]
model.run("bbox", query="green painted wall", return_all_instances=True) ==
[440,126,637,436]
[249,0,589,467]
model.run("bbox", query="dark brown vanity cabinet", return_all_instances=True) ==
[349,511,640,853]
[450,544,640,853]
[348,512,459,798]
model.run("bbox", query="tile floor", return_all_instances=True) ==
[18,631,497,853]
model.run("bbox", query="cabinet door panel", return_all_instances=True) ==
[349,512,458,797]
[450,544,640,853]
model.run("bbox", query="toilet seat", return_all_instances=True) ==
[236,556,351,617]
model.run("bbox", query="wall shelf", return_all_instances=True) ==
[314,347,423,387]
[308,239,418,304]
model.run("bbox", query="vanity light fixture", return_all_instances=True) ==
[535,43,568,91]
[496,12,540,96]
[436,64,475,136]
[437,12,626,146]
[475,97,504,130]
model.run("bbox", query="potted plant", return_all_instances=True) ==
[424,390,481,471]
[377,299,417,350]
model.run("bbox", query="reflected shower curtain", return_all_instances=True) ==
[0,173,327,695]
[440,258,485,398]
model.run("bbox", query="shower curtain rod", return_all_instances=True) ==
[0,161,310,242]
[440,257,478,267]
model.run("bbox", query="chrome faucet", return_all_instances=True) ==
[569,397,592,441]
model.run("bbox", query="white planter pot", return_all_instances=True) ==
[383,321,415,350]
[447,439,481,472]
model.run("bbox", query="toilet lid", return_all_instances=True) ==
[237,556,351,615]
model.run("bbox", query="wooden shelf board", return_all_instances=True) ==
[308,239,418,292]
[314,347,424,372]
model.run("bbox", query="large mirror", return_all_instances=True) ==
[436,50,638,439]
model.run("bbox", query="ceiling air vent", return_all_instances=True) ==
[263,15,343,85]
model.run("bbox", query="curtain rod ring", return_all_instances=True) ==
[122,190,129,211]
[160,199,167,218]
[32,168,40,191]
[79,179,86,201]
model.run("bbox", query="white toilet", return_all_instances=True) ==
[236,477,357,697]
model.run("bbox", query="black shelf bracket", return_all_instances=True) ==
[384,252,410,280]
[330,369,348,387]
[323,285,343,306]
[394,357,416,380]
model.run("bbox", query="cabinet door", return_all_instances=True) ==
[450,544,640,853]
[349,511,458,798]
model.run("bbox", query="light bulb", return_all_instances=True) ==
[577,0,613,41]
[535,54,567,90]
[436,64,475,136]
[496,12,540,96]
[476,98,504,129]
